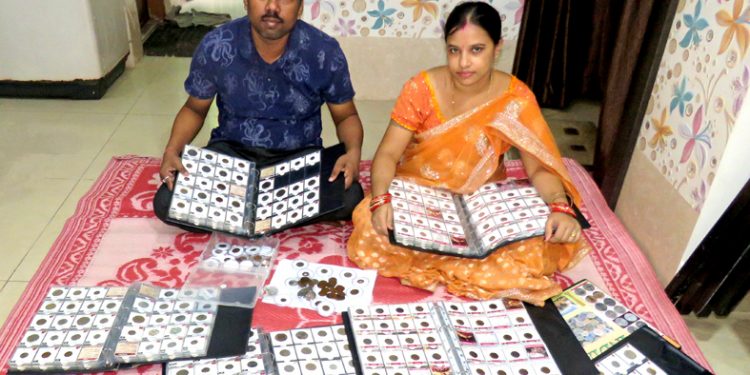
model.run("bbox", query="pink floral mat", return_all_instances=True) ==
[0,156,710,373]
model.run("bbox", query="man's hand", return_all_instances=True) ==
[328,150,360,189]
[159,151,187,191]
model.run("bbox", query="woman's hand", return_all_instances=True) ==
[371,202,393,236]
[545,212,582,243]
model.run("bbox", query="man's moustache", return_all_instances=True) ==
[262,15,282,22]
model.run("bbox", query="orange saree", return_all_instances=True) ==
[347,72,590,306]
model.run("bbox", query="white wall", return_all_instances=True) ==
[0,0,128,81]
[682,90,750,267]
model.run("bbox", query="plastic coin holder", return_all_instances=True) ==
[183,160,199,174]
[231,171,249,186]
[272,215,288,229]
[305,176,320,190]
[85,330,109,346]
[67,287,89,300]
[93,313,116,328]
[65,330,88,346]
[189,203,209,220]
[217,154,234,169]
[258,192,273,205]
[129,313,149,326]
[50,314,75,331]
[56,346,83,365]
[303,203,320,218]
[213,180,230,195]
[199,149,218,163]
[289,181,304,195]
[134,297,156,313]
[291,157,306,171]
[210,193,228,208]
[80,300,103,314]
[227,196,245,212]
[273,199,289,213]
[174,186,193,199]
[259,178,275,192]
[195,176,213,191]
[306,151,322,165]
[137,341,162,358]
[197,163,215,178]
[60,300,83,314]
[178,173,196,186]
[276,162,290,176]
[288,194,304,208]
[34,347,60,367]
[215,167,233,182]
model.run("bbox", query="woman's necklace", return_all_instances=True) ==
[450,72,493,107]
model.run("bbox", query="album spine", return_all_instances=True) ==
[244,160,260,235]
[109,283,145,365]
[432,302,471,375]
[452,194,484,257]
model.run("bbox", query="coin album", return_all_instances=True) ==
[342,299,597,375]
[167,325,357,375]
[553,279,712,375]
[8,284,252,374]
[388,178,590,259]
[168,144,345,237]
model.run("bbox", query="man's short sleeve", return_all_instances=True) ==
[184,35,218,99]
[322,44,356,104]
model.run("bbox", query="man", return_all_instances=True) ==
[153,0,364,230]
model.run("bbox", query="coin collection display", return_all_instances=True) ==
[9,284,217,373]
[595,343,667,375]
[114,286,217,363]
[263,260,377,316]
[345,299,562,375]
[269,325,357,375]
[201,240,277,273]
[389,178,586,258]
[166,328,274,375]
[552,280,660,359]
[9,286,127,372]
[169,145,340,237]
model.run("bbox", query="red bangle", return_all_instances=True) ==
[549,202,576,218]
[369,193,392,212]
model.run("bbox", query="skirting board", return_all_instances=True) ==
[0,55,127,100]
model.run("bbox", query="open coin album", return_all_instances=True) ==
[166,328,275,375]
[553,280,711,374]
[341,298,594,375]
[166,324,356,375]
[168,143,346,237]
[594,326,711,375]
[262,260,377,316]
[9,284,216,373]
[552,280,664,359]
[268,324,357,375]
[388,178,589,259]
[114,284,217,364]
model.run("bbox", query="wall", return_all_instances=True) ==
[0,0,128,81]
[616,0,750,285]
[178,0,523,100]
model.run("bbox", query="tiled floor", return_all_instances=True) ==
[0,57,747,373]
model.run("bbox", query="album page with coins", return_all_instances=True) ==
[8,284,218,373]
[342,298,596,375]
[167,143,345,237]
[553,279,712,375]
[388,178,589,259]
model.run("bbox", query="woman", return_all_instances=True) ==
[347,2,590,306]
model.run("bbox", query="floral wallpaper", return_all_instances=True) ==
[638,0,750,211]
[300,0,524,39]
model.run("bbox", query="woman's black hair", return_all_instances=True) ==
[444,1,502,45]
